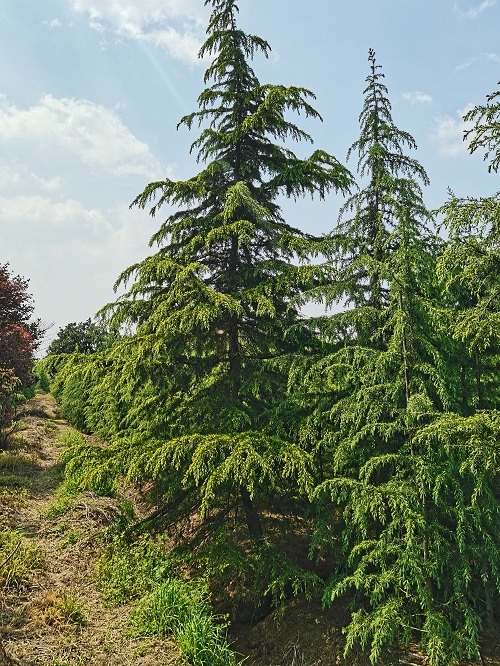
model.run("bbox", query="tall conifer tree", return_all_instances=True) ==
[293,51,495,664]
[327,49,430,332]
[96,0,351,543]
[295,50,439,469]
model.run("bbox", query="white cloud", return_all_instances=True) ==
[140,27,204,64]
[430,104,475,157]
[0,92,174,330]
[0,161,63,194]
[455,0,496,18]
[43,18,62,28]
[402,91,433,104]
[1,194,154,331]
[456,52,500,71]
[71,0,208,64]
[0,195,111,238]
[1,194,154,268]
[0,95,162,178]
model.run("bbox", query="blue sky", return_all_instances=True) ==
[1,0,499,349]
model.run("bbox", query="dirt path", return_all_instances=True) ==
[0,394,178,666]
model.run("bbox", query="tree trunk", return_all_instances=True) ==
[228,315,241,400]
[474,347,484,409]
[460,363,469,415]
[399,292,410,408]
[485,580,495,630]
[240,485,263,541]
[227,233,241,400]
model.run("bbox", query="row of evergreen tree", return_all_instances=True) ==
[40,0,500,663]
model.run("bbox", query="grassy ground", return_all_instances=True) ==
[0,394,178,666]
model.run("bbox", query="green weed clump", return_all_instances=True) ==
[56,591,88,626]
[60,529,81,549]
[42,482,79,518]
[0,451,36,492]
[96,534,171,605]
[97,535,241,665]
[130,578,240,666]
[0,451,36,471]
[55,429,86,449]
[0,474,31,490]
[5,434,30,451]
[0,525,44,588]
[30,589,87,629]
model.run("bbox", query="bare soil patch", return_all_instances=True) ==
[233,596,500,666]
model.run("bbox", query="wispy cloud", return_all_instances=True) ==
[402,91,433,104]
[430,104,475,157]
[1,195,154,331]
[0,161,63,194]
[0,95,162,178]
[0,91,174,329]
[456,51,500,71]
[43,18,61,28]
[454,0,496,18]
[71,0,208,64]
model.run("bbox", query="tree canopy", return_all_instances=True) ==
[89,0,353,543]
[0,264,42,433]
[47,319,114,356]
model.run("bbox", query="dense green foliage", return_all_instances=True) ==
[464,80,500,173]
[47,318,114,356]
[45,0,351,551]
[288,52,499,664]
[0,264,43,435]
[96,534,242,665]
[39,6,500,665]
[131,578,240,666]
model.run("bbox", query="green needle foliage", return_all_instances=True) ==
[92,0,352,543]
[464,80,500,173]
[327,48,430,320]
[438,192,500,412]
[39,18,500,666]
[43,0,351,608]
[292,51,498,664]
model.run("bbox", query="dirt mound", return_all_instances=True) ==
[233,596,426,666]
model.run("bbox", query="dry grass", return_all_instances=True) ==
[0,394,180,666]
